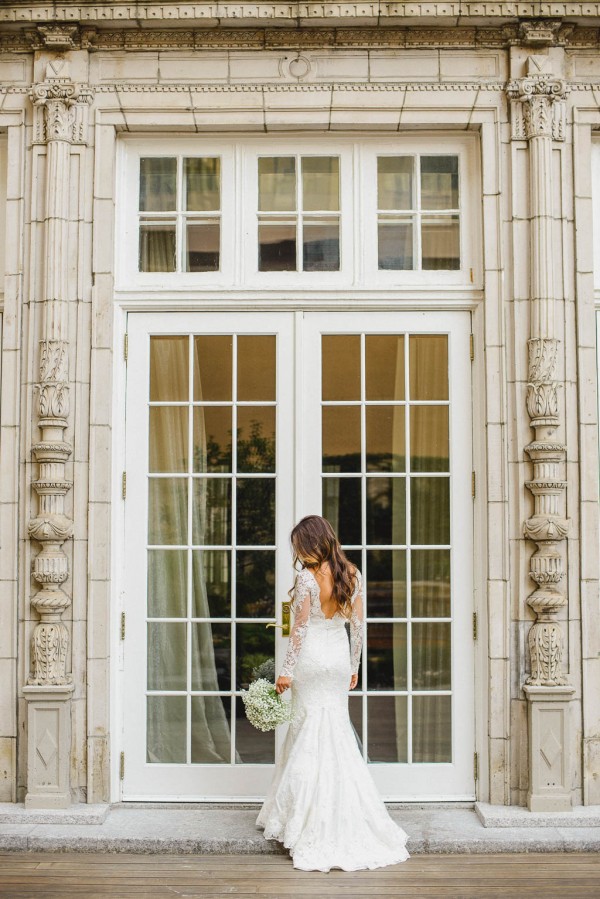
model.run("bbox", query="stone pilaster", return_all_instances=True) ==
[24,57,92,809]
[507,54,575,812]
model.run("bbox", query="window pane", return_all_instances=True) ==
[365,335,405,401]
[410,477,450,546]
[140,157,177,212]
[139,220,176,272]
[366,549,406,617]
[193,335,232,402]
[192,549,231,617]
[192,622,231,691]
[322,477,361,545]
[236,625,275,690]
[147,622,186,690]
[366,477,406,546]
[411,549,451,618]
[410,405,449,473]
[322,406,361,473]
[192,478,232,546]
[258,157,296,211]
[236,697,275,763]
[193,406,232,473]
[377,156,413,210]
[420,156,458,210]
[368,696,407,763]
[422,216,460,270]
[148,478,188,545]
[349,696,363,750]
[413,694,452,762]
[147,695,186,763]
[322,335,360,401]
[366,406,405,472]
[409,335,448,401]
[191,696,230,764]
[302,157,340,211]
[367,622,407,690]
[148,549,187,618]
[237,336,276,402]
[185,157,220,212]
[378,218,414,270]
[236,550,275,617]
[150,406,188,473]
[237,479,275,545]
[258,221,296,271]
[237,406,276,473]
[303,218,340,272]
[185,221,220,272]
[412,622,451,690]
[150,336,189,402]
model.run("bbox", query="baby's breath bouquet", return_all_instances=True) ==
[240,678,294,732]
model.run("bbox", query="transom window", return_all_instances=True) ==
[118,136,479,289]
[377,156,460,271]
[258,156,340,272]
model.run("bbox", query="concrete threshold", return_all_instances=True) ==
[0,803,598,854]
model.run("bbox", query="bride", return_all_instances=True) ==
[256,515,410,872]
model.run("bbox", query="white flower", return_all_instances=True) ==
[240,678,294,732]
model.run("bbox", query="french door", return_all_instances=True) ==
[121,310,474,800]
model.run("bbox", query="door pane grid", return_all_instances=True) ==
[146,333,277,767]
[321,332,452,766]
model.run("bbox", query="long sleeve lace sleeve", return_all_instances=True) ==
[279,570,312,680]
[349,569,364,676]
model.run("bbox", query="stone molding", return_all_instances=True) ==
[2,2,600,25]
[2,21,600,52]
[30,59,93,145]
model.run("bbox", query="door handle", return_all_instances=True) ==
[265,601,291,637]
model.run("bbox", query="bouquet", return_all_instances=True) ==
[240,678,294,732]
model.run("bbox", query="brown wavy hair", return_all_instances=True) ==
[288,515,357,618]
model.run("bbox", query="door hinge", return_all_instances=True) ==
[474,751,479,782]
[122,471,126,500]
[473,611,478,641]
[469,333,474,361]
[471,471,476,499]
[120,611,126,641]
[124,333,128,362]
[120,751,125,781]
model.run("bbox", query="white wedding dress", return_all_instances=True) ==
[256,566,410,872]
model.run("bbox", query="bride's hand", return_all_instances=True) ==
[275,675,292,694]
[349,674,358,690]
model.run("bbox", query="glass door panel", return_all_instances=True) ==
[301,312,474,800]
[124,313,294,799]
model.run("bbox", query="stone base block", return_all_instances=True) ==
[523,684,575,813]
[0,802,110,824]
[475,802,600,827]
[22,685,74,810]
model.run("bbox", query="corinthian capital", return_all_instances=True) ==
[30,59,94,145]
[507,55,569,141]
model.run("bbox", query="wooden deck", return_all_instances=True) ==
[0,852,599,898]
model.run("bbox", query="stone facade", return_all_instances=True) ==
[0,2,599,813]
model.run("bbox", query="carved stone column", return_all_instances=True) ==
[23,58,92,809]
[508,54,575,812]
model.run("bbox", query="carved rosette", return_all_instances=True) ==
[508,60,571,689]
[27,61,93,689]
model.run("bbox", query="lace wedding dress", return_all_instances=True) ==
[256,566,410,872]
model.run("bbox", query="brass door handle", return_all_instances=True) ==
[265,601,291,637]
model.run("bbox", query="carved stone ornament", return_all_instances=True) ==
[528,621,568,686]
[507,56,569,142]
[30,59,93,146]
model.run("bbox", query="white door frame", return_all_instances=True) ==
[117,308,475,801]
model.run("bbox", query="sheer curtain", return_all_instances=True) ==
[146,336,232,766]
